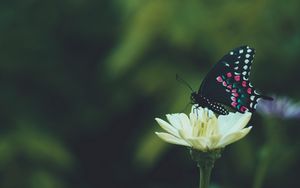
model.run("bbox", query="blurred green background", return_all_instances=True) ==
[0,0,300,188]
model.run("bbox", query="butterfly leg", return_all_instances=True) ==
[192,104,200,117]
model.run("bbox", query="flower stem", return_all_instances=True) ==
[198,161,213,188]
[190,149,222,188]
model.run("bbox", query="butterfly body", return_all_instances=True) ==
[192,45,273,115]
[191,92,229,115]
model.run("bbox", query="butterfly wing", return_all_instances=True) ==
[199,45,266,113]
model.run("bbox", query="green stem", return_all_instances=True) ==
[198,161,213,188]
[190,149,222,188]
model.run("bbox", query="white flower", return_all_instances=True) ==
[155,106,252,151]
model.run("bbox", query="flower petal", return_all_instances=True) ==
[228,112,252,133]
[207,135,222,149]
[187,137,208,151]
[166,114,181,129]
[155,132,191,147]
[218,112,251,135]
[179,113,192,135]
[178,129,191,142]
[155,118,179,137]
[217,126,252,148]
[218,112,241,134]
[206,115,219,136]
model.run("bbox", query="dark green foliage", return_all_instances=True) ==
[0,0,300,187]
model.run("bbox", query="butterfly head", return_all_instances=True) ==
[191,92,206,106]
[190,92,196,104]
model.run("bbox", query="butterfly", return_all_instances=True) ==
[191,45,273,115]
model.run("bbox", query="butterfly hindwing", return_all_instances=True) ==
[217,76,261,112]
[197,45,269,113]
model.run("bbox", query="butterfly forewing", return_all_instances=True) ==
[223,45,255,80]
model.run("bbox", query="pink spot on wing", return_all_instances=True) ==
[227,85,232,89]
[231,96,237,101]
[247,88,252,94]
[234,76,240,81]
[227,72,232,77]
[232,89,237,93]
[231,102,238,107]
[232,92,239,97]
[216,76,223,82]
[242,81,247,87]
[240,106,248,112]
[222,81,227,86]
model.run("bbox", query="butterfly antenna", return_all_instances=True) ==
[176,74,194,92]
[260,95,273,101]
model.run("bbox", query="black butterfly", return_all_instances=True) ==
[191,45,273,115]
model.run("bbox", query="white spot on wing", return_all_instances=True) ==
[239,49,244,54]
[247,49,252,53]
[246,54,250,58]
[230,52,234,55]
[245,59,249,63]
[235,61,239,64]
[243,76,249,80]
[250,95,255,101]
[243,65,248,70]
[242,71,247,75]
